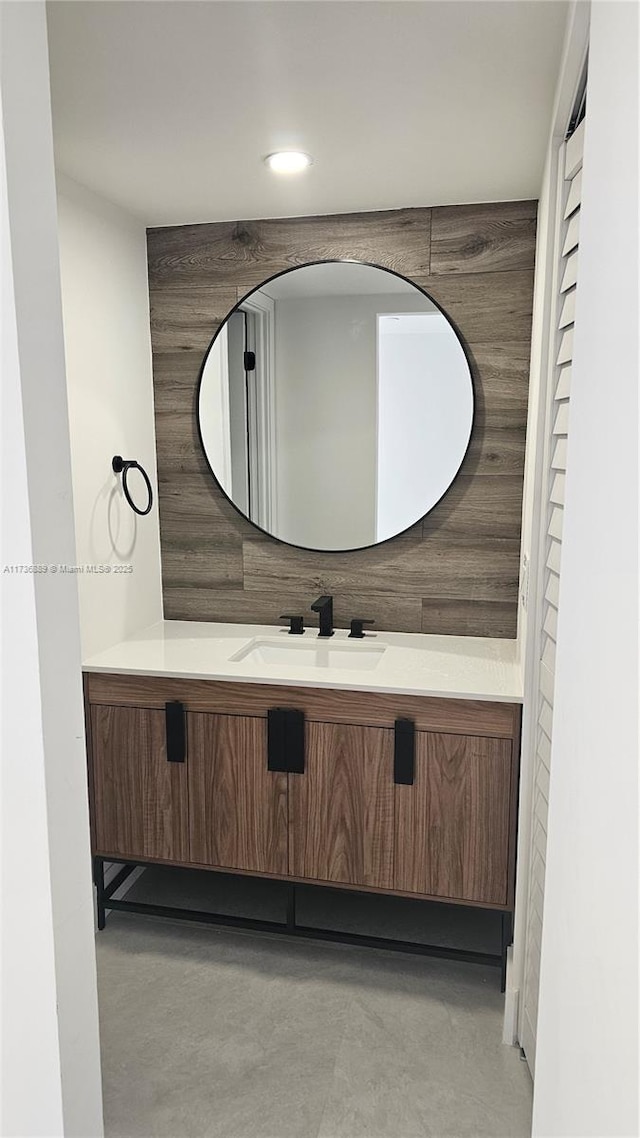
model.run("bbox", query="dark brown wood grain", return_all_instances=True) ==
[188,713,288,875]
[289,722,394,890]
[148,204,535,638]
[394,732,512,905]
[84,673,519,737]
[86,676,521,910]
[91,704,188,862]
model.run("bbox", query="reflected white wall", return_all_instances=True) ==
[376,312,472,540]
[199,323,232,495]
[274,293,380,548]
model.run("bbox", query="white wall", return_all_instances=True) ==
[199,323,232,495]
[274,292,428,549]
[376,312,472,541]
[0,4,103,1134]
[532,2,639,1135]
[274,293,378,548]
[1,90,65,1138]
[57,173,162,659]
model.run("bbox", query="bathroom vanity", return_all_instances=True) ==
[84,620,522,987]
[84,240,529,988]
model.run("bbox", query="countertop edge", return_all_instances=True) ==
[81,663,523,704]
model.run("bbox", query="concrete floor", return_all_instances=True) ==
[96,869,532,1138]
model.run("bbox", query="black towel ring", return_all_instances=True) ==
[112,456,154,517]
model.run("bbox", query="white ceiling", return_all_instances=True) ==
[47,0,568,227]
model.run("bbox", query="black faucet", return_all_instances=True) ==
[311,595,334,638]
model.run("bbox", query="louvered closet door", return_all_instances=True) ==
[520,117,585,1070]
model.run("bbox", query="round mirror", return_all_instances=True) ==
[197,261,473,552]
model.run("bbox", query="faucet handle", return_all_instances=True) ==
[349,618,375,639]
[280,614,305,635]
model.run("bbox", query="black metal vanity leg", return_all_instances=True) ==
[286,884,296,934]
[500,911,513,993]
[94,856,106,931]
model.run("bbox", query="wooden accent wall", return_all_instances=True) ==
[147,202,536,637]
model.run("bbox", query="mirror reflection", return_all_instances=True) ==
[198,261,473,551]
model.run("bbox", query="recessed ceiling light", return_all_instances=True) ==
[264,151,313,174]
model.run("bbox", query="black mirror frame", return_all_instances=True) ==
[195,258,475,554]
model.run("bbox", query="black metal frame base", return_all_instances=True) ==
[94,857,513,991]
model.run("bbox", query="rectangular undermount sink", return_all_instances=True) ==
[230,637,386,671]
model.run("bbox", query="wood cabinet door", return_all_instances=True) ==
[91,704,188,861]
[188,714,288,875]
[394,732,512,905]
[290,722,394,889]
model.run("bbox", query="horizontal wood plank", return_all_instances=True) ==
[164,585,423,633]
[161,546,243,589]
[85,674,519,737]
[421,598,517,639]
[148,209,432,290]
[431,200,537,275]
[150,286,236,352]
[423,475,524,542]
[242,538,520,603]
[158,473,247,546]
[414,270,534,343]
[466,341,531,429]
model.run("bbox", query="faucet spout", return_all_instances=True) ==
[311,594,334,638]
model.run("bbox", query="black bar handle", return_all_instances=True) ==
[348,618,375,639]
[267,708,289,772]
[267,708,305,773]
[394,718,415,785]
[279,614,305,635]
[286,709,305,774]
[165,701,186,763]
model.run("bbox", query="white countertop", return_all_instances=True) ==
[82,620,523,703]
